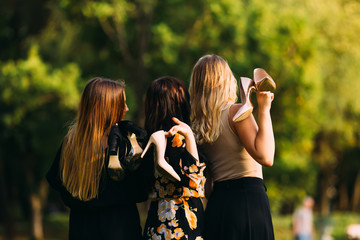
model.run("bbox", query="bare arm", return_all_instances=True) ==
[229,91,275,166]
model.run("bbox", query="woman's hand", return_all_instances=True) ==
[166,117,193,138]
[166,117,199,160]
[256,91,274,112]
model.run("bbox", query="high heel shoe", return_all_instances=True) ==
[253,68,276,92]
[118,121,146,171]
[141,130,181,182]
[123,132,143,171]
[108,150,126,181]
[107,121,146,180]
[108,133,143,180]
[232,77,256,122]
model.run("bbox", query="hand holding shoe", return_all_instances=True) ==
[256,91,274,112]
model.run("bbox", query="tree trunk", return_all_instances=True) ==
[0,157,15,240]
[132,0,154,126]
[318,169,337,215]
[29,180,48,240]
[30,193,44,240]
[319,174,331,215]
[131,64,148,125]
[352,171,360,211]
[338,182,349,210]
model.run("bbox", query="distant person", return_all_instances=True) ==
[189,54,276,240]
[141,76,206,240]
[46,77,151,240]
[293,196,315,240]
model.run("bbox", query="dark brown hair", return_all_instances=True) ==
[144,76,190,134]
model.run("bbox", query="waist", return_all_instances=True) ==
[213,177,266,190]
[206,154,263,181]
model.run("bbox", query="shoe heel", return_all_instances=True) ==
[140,140,152,158]
[233,107,253,122]
[233,77,255,122]
[128,133,143,156]
[108,155,121,169]
[156,160,181,182]
[108,155,125,181]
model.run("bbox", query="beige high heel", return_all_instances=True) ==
[233,68,276,122]
[141,130,181,182]
[254,68,276,92]
[232,77,256,122]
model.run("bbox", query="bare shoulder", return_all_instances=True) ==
[228,103,245,133]
[229,103,257,131]
[228,103,243,119]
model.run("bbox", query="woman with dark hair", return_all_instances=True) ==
[142,76,206,240]
[46,77,150,240]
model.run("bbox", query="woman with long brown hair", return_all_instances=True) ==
[141,76,206,240]
[46,77,150,239]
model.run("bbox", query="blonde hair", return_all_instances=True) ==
[189,54,238,144]
[60,77,126,201]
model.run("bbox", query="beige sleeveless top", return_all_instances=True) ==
[200,106,263,182]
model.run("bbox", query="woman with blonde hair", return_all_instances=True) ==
[46,77,150,240]
[189,54,275,240]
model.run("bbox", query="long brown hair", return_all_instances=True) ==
[60,77,126,201]
[144,76,190,134]
[189,54,238,144]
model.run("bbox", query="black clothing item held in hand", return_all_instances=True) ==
[119,121,147,172]
[108,124,123,155]
[107,121,147,180]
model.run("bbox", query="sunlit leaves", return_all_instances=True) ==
[0,45,81,127]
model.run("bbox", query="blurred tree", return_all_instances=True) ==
[0,2,360,237]
[32,0,250,121]
[309,0,360,215]
[0,46,81,239]
[226,0,360,215]
[0,0,52,61]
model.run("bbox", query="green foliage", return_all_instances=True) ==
[0,45,81,209]
[330,212,360,239]
[0,0,360,228]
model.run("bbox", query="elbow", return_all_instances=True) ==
[263,159,274,167]
[251,149,275,167]
[258,156,274,167]
[261,150,275,167]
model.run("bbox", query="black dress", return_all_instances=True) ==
[143,135,206,240]
[46,145,153,240]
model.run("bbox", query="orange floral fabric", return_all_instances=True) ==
[144,135,206,240]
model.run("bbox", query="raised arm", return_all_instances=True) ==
[229,91,275,166]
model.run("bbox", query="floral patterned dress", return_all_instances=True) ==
[143,134,206,240]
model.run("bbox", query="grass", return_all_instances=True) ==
[272,215,293,240]
[1,211,359,240]
[272,212,360,240]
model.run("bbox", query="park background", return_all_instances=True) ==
[1,0,360,239]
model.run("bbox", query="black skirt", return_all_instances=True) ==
[69,203,142,240]
[204,177,274,240]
